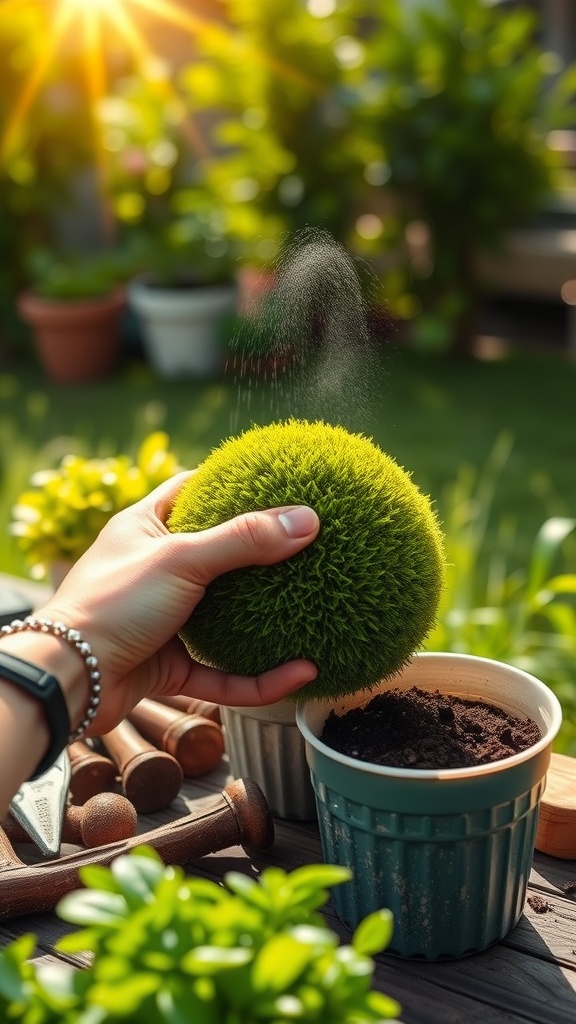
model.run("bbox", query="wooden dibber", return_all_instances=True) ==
[128,699,224,778]
[535,752,576,859]
[100,719,183,814]
[68,740,118,805]
[0,778,273,919]
[155,695,222,725]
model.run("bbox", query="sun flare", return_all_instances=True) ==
[74,0,125,12]
[0,0,212,165]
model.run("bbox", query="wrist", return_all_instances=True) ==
[0,673,51,786]
[0,625,88,732]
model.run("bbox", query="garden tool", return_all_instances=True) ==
[99,718,184,813]
[154,694,222,724]
[8,748,70,857]
[0,777,274,918]
[67,739,118,805]
[128,699,224,777]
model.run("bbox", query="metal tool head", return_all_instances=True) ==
[9,749,71,857]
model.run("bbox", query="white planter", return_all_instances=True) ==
[221,699,317,821]
[128,277,237,378]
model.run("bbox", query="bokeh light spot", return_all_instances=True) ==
[356,214,383,240]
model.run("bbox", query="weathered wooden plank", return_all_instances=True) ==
[503,894,576,968]
[531,852,576,896]
[375,940,576,1024]
[0,916,88,968]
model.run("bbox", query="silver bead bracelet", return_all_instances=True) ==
[0,616,101,742]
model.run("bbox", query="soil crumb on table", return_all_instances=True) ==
[320,686,541,769]
[527,895,553,914]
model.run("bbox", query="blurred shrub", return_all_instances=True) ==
[179,0,380,265]
[356,0,576,353]
[426,433,576,753]
[9,431,181,579]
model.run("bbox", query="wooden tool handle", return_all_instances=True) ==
[3,793,138,849]
[0,778,273,919]
[154,695,222,724]
[128,699,224,777]
[100,720,183,813]
[68,740,118,805]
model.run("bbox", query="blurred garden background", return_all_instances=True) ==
[1,0,576,751]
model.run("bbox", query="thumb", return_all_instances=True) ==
[171,505,320,587]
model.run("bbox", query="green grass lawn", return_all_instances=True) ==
[2,341,575,579]
[2,341,576,751]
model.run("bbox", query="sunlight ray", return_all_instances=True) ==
[83,2,115,241]
[0,0,77,163]
[0,0,36,20]
[130,0,205,36]
[105,0,212,160]
[130,0,324,93]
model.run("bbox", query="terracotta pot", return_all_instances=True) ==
[18,290,125,384]
[235,265,277,316]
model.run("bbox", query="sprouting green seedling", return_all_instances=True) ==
[168,418,446,700]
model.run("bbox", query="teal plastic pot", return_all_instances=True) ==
[296,653,562,960]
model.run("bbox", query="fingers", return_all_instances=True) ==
[174,656,319,706]
[143,471,197,524]
[170,505,320,587]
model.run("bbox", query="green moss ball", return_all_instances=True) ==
[168,419,446,701]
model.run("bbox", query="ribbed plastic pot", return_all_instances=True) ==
[296,652,562,960]
[128,277,236,378]
[221,699,317,821]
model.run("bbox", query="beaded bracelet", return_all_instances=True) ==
[0,616,101,743]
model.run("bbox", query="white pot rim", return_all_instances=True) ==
[128,277,236,315]
[295,651,563,781]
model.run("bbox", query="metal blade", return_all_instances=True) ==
[9,749,70,857]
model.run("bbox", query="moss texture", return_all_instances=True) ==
[168,419,446,701]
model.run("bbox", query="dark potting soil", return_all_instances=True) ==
[320,687,541,770]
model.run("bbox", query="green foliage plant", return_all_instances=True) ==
[25,247,140,302]
[0,850,400,1023]
[100,73,236,288]
[10,431,181,580]
[356,0,576,353]
[180,0,380,266]
[168,419,446,701]
[426,432,576,754]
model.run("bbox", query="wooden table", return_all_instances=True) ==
[1,759,575,1024]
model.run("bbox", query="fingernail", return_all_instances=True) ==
[278,506,318,538]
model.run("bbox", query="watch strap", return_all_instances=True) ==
[0,652,70,780]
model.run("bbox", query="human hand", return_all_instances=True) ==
[40,473,320,735]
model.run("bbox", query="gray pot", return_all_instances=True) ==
[221,699,317,821]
